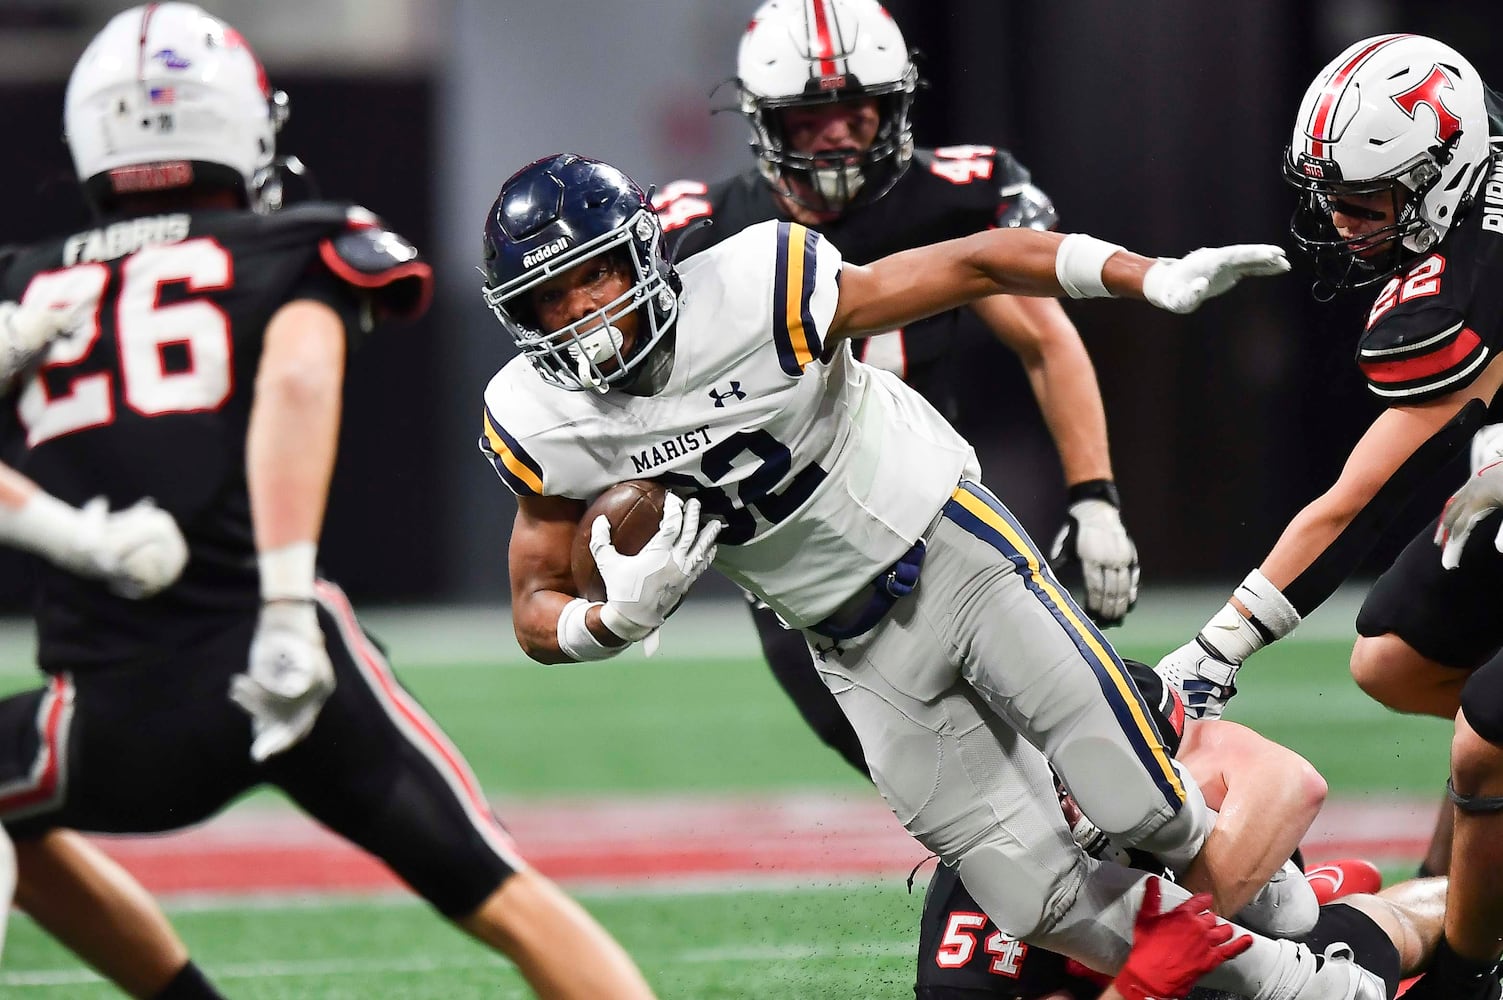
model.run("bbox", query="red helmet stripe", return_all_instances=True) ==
[136,3,160,82]
[1307,34,1410,158]
[809,0,837,77]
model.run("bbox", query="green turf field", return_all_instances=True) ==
[0,604,1457,997]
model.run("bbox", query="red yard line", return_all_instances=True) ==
[83,794,1438,898]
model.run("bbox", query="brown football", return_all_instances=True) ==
[571,480,670,602]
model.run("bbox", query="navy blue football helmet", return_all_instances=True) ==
[481,153,680,393]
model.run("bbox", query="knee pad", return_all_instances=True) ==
[955,838,1089,941]
[1122,760,1210,874]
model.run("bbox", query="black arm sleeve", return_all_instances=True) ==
[1283,398,1486,615]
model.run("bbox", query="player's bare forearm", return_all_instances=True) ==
[246,300,345,552]
[1178,720,1326,915]
[830,229,1154,341]
[1256,390,1496,602]
[509,495,625,663]
[974,295,1113,485]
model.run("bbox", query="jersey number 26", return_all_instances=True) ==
[19,239,234,447]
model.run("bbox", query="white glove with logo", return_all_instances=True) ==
[1155,570,1301,721]
[1142,245,1290,314]
[591,493,721,642]
[230,601,335,762]
[0,292,98,382]
[1436,458,1503,570]
[1051,497,1139,626]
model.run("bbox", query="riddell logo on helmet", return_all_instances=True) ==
[1302,162,1325,178]
[522,238,571,268]
[817,74,847,91]
[109,161,194,193]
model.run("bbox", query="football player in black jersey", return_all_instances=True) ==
[1156,33,1503,1000]
[0,6,656,999]
[655,0,1139,778]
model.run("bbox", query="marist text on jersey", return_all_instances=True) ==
[630,425,713,475]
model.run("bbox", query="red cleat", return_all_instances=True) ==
[1304,858,1383,905]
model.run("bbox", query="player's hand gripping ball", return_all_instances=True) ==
[570,480,671,602]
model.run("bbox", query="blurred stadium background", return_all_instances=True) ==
[0,0,1493,995]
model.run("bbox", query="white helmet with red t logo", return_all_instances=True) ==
[65,3,289,213]
[1285,33,1494,289]
[735,0,918,213]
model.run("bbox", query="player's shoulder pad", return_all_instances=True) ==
[316,205,434,322]
[716,219,843,378]
[1358,259,1484,404]
[478,360,621,501]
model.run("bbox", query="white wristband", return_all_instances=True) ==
[1232,568,1301,641]
[259,542,317,602]
[0,490,82,562]
[557,598,627,661]
[1055,233,1124,299]
[1198,570,1300,664]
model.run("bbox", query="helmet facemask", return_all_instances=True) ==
[741,73,917,215]
[483,209,679,394]
[1284,136,1466,292]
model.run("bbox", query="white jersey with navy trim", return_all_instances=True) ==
[481,219,979,624]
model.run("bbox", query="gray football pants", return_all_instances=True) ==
[804,482,1206,947]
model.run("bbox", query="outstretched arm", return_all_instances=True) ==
[828,228,1287,341]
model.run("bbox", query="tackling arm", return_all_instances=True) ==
[1158,370,1497,720]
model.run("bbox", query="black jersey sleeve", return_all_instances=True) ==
[313,207,433,332]
[1358,300,1485,404]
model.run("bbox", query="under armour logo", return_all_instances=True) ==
[708,381,746,407]
[812,639,846,661]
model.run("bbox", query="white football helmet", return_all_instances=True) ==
[65,3,289,213]
[735,0,917,213]
[1285,34,1494,289]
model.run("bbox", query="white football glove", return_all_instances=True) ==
[1155,570,1300,721]
[21,495,188,599]
[1051,498,1139,626]
[1436,458,1503,570]
[1155,637,1241,721]
[591,493,721,642]
[1141,245,1290,314]
[83,497,190,598]
[230,601,335,762]
[0,291,98,383]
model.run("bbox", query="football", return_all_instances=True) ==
[571,479,670,601]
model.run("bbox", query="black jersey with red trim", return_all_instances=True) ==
[1356,158,1503,405]
[655,146,1057,411]
[0,202,431,672]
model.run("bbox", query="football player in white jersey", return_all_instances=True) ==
[478,153,1385,1000]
